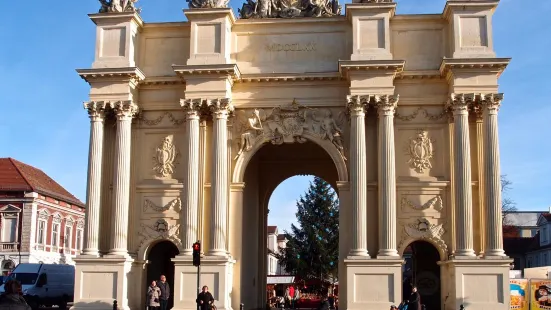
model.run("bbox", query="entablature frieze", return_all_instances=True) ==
[77,67,146,87]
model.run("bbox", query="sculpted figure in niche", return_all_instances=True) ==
[153,135,179,178]
[235,109,264,160]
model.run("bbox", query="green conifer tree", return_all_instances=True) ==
[275,176,339,291]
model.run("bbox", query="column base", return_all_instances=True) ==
[344,258,403,310]
[347,249,370,258]
[71,256,133,310]
[454,249,476,257]
[172,255,235,310]
[377,249,400,259]
[439,258,512,310]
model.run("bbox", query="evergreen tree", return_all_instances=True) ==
[275,177,339,290]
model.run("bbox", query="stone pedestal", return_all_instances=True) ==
[72,256,133,310]
[345,2,396,61]
[172,256,235,310]
[344,259,403,310]
[439,259,512,310]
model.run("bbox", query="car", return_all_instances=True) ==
[0,263,75,310]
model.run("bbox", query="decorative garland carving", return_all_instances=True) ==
[405,130,434,173]
[37,210,49,221]
[77,219,85,229]
[401,195,443,211]
[152,135,180,178]
[143,198,182,213]
[233,100,347,160]
[137,219,181,252]
[139,112,185,126]
[398,218,447,256]
[395,107,447,121]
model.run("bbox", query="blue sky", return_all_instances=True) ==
[0,1,549,233]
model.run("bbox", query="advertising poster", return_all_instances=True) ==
[510,279,528,310]
[530,279,551,310]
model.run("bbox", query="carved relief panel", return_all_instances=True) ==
[395,127,447,180]
[232,100,348,161]
[398,217,448,258]
[137,131,184,182]
[398,188,447,219]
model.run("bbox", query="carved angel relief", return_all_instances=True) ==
[405,130,434,173]
[138,219,181,251]
[234,100,347,160]
[399,218,447,256]
[401,195,443,211]
[143,198,182,213]
[152,135,180,178]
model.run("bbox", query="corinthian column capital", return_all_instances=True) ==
[346,95,369,115]
[373,95,399,116]
[207,98,234,119]
[448,93,475,115]
[480,93,504,114]
[84,101,107,121]
[111,101,139,120]
[180,99,203,119]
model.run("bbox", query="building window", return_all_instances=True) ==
[1,216,17,243]
[544,227,548,242]
[37,220,46,245]
[52,223,60,247]
[76,229,83,251]
[64,226,72,249]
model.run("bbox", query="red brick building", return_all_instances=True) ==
[0,158,85,274]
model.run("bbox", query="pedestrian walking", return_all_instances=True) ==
[196,285,215,310]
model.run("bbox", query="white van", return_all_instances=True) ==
[2,263,74,310]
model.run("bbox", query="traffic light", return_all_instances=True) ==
[193,241,201,267]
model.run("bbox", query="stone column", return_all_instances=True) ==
[482,93,507,258]
[346,95,369,257]
[449,94,476,257]
[82,101,107,257]
[108,101,138,257]
[375,95,400,258]
[180,99,202,256]
[208,99,233,257]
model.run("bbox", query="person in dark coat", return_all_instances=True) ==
[407,286,421,310]
[0,279,31,310]
[196,285,215,310]
[157,275,170,310]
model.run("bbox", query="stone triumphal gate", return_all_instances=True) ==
[73,0,512,309]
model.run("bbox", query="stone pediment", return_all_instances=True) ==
[0,205,21,213]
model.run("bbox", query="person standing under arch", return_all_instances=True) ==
[407,286,421,310]
[158,275,170,310]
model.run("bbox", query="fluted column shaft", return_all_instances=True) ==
[450,94,476,257]
[482,94,506,257]
[82,102,106,257]
[181,99,202,255]
[208,99,233,257]
[109,101,138,257]
[346,95,369,257]
[375,95,399,258]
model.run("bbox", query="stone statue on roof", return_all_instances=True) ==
[187,0,230,9]
[98,0,140,13]
[238,0,341,19]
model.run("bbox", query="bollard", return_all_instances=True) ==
[240,303,244,310]
[113,300,118,310]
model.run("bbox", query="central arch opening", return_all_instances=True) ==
[147,240,180,309]
[237,141,344,310]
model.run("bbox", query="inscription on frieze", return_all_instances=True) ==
[265,42,317,52]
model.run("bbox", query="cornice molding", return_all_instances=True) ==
[396,70,442,80]
[140,76,185,86]
[77,67,146,86]
[439,58,511,79]
[339,60,405,79]
[173,64,241,82]
[443,1,500,20]
[88,12,144,28]
[236,72,345,83]
[183,8,236,24]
